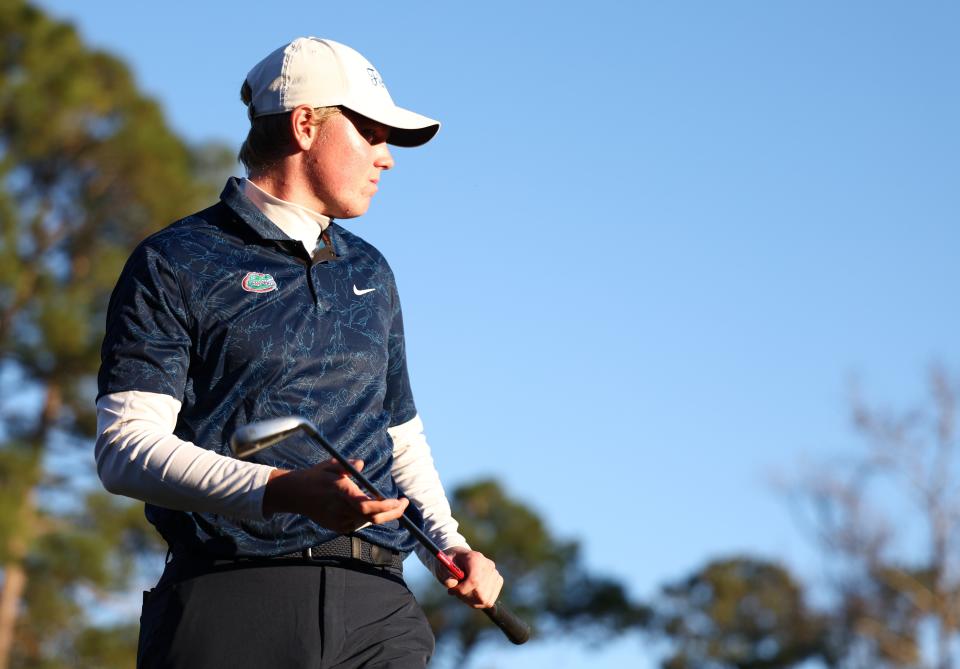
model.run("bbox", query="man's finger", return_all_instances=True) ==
[340,476,371,501]
[360,497,409,524]
[316,457,364,474]
[438,549,504,609]
[356,497,402,514]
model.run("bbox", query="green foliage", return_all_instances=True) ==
[654,557,828,669]
[29,491,164,592]
[421,479,650,665]
[0,1,233,667]
[651,369,960,669]
[0,0,215,386]
[0,448,40,563]
[12,491,163,667]
[73,624,141,669]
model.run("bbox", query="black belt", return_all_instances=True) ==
[279,535,404,572]
[161,537,404,591]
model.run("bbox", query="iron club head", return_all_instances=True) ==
[230,416,318,459]
[230,415,386,503]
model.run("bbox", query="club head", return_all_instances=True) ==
[230,416,317,459]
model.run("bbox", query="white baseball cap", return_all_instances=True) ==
[244,37,440,147]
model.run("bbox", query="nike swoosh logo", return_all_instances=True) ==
[353,285,376,296]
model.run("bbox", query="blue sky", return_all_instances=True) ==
[38,1,960,666]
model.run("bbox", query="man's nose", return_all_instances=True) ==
[375,144,394,171]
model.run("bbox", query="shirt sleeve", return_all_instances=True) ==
[95,390,275,519]
[97,242,191,400]
[382,278,418,427]
[389,414,470,576]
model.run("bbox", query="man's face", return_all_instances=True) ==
[304,109,394,219]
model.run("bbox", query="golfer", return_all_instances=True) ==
[96,37,502,668]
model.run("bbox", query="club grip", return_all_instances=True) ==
[483,600,531,645]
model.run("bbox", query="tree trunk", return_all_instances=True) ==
[0,482,36,669]
[0,384,57,669]
[0,561,26,669]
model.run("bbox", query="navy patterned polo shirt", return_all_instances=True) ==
[98,177,419,557]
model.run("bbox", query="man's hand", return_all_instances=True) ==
[263,459,409,533]
[438,546,504,609]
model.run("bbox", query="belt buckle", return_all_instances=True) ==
[370,543,394,567]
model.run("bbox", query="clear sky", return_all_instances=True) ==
[37,1,960,667]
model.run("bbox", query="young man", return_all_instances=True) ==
[96,37,502,668]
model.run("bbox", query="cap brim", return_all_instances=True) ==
[389,123,440,148]
[346,103,440,147]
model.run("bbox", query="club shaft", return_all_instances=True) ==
[306,430,465,578]
[304,429,530,644]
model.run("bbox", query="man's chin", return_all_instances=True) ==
[335,202,372,220]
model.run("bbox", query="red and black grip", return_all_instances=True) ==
[434,550,530,644]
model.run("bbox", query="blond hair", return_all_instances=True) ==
[238,80,340,174]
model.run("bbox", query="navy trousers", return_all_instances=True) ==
[136,558,435,669]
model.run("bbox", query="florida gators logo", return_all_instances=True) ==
[241,272,277,293]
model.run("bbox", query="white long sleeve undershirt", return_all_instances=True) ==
[388,413,471,570]
[95,391,469,567]
[95,391,275,519]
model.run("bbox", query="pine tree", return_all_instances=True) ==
[420,479,650,667]
[0,3,231,666]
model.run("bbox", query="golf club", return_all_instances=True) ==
[231,416,531,645]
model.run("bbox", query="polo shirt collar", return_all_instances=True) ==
[220,177,347,259]
[220,176,292,242]
[241,179,331,255]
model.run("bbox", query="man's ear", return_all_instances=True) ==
[290,105,318,150]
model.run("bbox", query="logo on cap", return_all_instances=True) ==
[241,272,278,293]
[366,68,385,88]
